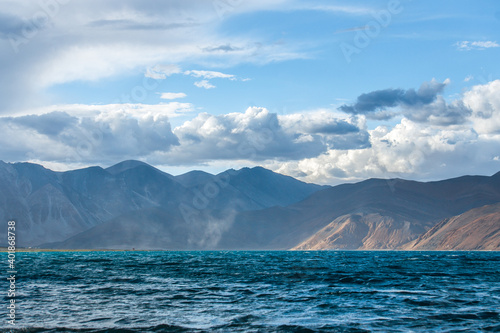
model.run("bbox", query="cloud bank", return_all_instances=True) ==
[1,79,500,184]
[276,80,500,183]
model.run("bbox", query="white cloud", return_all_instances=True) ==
[160,92,187,100]
[194,80,216,89]
[0,0,307,112]
[152,107,355,165]
[456,41,500,51]
[184,70,235,80]
[271,80,500,184]
[185,69,239,89]
[464,79,500,134]
[144,67,242,90]
[272,119,486,185]
[146,65,182,79]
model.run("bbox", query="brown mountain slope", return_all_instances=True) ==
[217,172,500,250]
[292,213,421,250]
[403,203,500,250]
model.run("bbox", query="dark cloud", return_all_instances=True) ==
[307,120,359,135]
[339,88,404,114]
[338,80,471,125]
[0,111,179,164]
[323,130,371,150]
[303,119,370,150]
[339,80,447,114]
[405,97,472,125]
[9,112,78,136]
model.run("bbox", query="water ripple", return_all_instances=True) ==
[3,251,499,332]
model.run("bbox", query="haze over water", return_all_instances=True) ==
[7,251,500,332]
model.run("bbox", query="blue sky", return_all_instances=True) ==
[0,0,499,184]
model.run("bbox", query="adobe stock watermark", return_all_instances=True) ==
[340,0,408,64]
[6,221,17,327]
[8,0,71,54]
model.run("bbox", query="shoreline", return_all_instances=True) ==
[0,248,153,252]
[1,248,498,253]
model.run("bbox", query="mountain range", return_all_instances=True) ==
[0,160,499,250]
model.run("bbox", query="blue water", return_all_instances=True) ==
[3,251,500,332]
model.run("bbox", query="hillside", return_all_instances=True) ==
[0,160,323,247]
[217,172,500,250]
[1,160,499,250]
[404,203,500,250]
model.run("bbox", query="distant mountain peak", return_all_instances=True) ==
[175,170,215,188]
[105,160,152,175]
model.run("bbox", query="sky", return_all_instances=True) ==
[0,0,499,185]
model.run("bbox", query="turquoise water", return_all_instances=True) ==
[3,251,500,332]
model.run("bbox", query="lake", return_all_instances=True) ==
[4,251,500,332]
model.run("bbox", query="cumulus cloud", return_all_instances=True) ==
[464,79,500,134]
[273,80,500,184]
[162,107,328,164]
[0,104,186,165]
[273,118,486,185]
[0,105,368,167]
[404,96,471,125]
[8,112,78,136]
[154,108,369,165]
[279,111,370,150]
